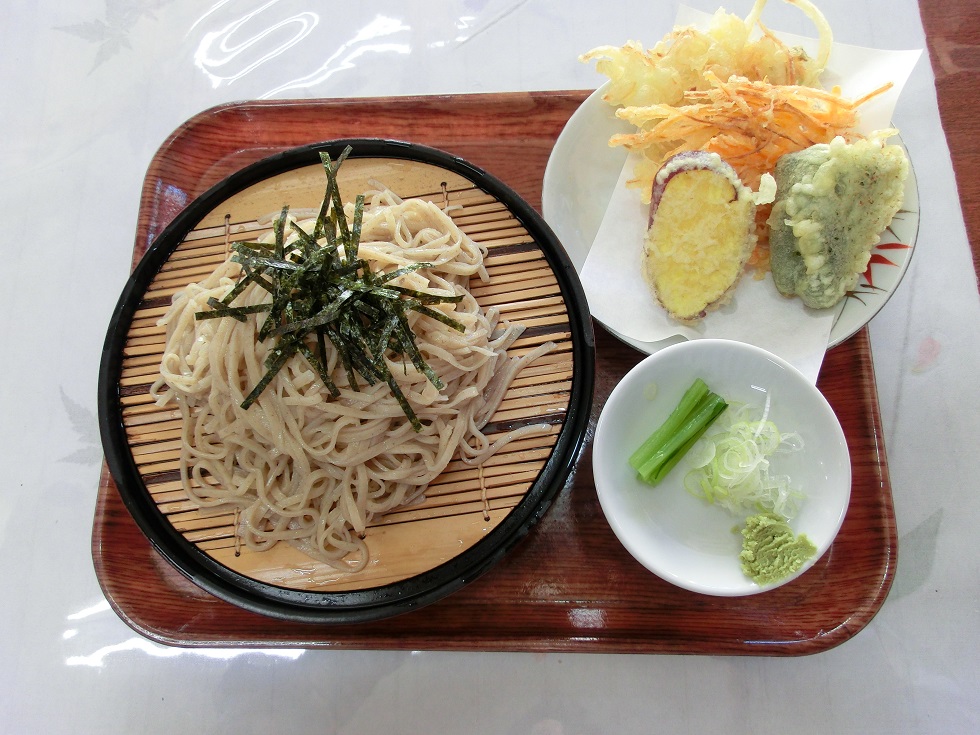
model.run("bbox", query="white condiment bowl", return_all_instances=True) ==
[593,339,851,596]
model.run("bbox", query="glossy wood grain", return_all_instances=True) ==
[920,0,980,281]
[93,90,897,654]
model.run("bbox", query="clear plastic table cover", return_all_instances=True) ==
[2,0,978,732]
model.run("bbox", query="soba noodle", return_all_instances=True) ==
[150,187,553,572]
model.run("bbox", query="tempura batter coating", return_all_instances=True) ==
[767,136,909,309]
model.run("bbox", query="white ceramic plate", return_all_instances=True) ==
[592,339,851,596]
[542,84,920,350]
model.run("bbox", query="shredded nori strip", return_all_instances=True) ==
[194,301,273,322]
[193,145,466,431]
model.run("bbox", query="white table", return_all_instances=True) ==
[2,0,977,731]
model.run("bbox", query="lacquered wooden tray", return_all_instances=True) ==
[92,91,897,654]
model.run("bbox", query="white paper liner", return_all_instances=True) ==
[580,5,921,383]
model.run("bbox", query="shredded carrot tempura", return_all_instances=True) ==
[613,72,892,190]
[611,73,892,270]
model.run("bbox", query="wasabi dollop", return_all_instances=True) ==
[739,511,817,585]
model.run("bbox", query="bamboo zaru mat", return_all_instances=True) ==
[114,158,576,593]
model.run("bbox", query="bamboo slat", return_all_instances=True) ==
[117,162,575,593]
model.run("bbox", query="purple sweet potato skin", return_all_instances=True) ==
[649,151,743,227]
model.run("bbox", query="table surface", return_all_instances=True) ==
[2,1,978,733]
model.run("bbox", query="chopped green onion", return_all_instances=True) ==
[683,401,805,519]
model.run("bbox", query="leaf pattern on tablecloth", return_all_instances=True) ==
[59,387,103,466]
[55,0,174,71]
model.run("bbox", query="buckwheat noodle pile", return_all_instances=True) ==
[151,185,553,572]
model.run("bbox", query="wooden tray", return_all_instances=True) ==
[92,91,897,654]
